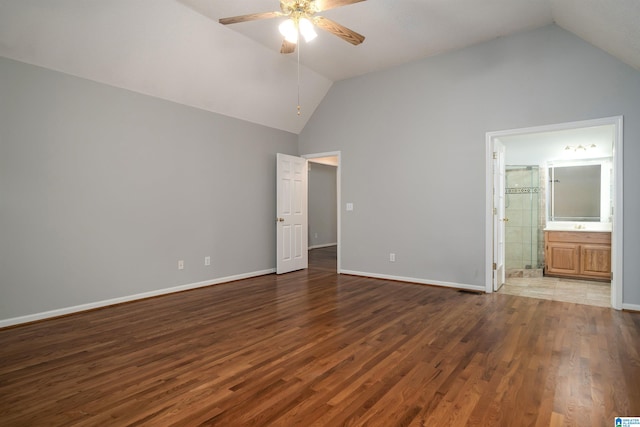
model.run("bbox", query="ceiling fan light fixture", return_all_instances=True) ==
[299,17,317,42]
[219,0,366,52]
[279,18,298,43]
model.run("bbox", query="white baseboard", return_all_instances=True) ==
[6,267,631,328]
[0,268,275,328]
[339,269,485,292]
[309,243,337,250]
[622,303,640,312]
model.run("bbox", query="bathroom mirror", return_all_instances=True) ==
[547,160,612,222]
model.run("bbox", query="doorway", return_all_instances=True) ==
[485,117,623,309]
[303,152,341,273]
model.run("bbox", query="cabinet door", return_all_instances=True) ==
[580,244,611,279]
[546,243,580,275]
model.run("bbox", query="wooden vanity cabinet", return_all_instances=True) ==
[544,231,611,281]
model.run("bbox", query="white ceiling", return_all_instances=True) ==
[1,0,639,134]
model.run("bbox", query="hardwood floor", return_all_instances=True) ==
[1,246,639,426]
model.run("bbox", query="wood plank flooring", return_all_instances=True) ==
[1,246,639,426]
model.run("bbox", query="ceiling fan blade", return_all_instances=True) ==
[280,39,297,54]
[313,16,365,45]
[219,11,282,25]
[315,0,366,12]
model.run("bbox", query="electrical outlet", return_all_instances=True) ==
[205,256,211,266]
[389,253,396,262]
[314,233,318,239]
[178,260,184,270]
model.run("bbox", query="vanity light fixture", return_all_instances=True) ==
[564,143,596,152]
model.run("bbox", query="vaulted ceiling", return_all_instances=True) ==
[0,0,638,134]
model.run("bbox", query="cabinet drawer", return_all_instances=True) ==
[546,231,611,244]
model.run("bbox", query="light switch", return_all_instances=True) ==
[346,203,354,211]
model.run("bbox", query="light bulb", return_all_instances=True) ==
[279,19,298,44]
[299,18,317,42]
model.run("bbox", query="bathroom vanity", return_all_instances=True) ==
[544,230,611,281]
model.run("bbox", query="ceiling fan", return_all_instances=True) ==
[218,0,366,54]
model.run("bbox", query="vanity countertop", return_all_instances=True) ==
[544,222,612,232]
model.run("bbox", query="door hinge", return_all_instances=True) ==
[493,152,498,160]
[493,207,497,215]
[493,262,497,270]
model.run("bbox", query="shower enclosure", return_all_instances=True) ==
[505,166,545,277]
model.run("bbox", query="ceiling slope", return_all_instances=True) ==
[189,0,555,81]
[0,0,638,133]
[0,0,332,134]
[551,0,640,71]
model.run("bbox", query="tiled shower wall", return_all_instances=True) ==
[505,166,545,277]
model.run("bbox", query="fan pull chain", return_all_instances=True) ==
[297,41,301,116]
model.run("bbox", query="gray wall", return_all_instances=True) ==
[298,25,640,305]
[308,162,337,248]
[0,57,298,322]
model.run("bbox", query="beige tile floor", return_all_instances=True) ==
[498,276,611,307]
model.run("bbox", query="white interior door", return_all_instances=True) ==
[493,140,506,291]
[276,153,308,274]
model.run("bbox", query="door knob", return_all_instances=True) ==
[276,218,285,222]
[501,218,509,222]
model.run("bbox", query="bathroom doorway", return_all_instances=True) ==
[485,117,623,309]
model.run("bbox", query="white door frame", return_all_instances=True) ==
[493,140,506,291]
[302,151,341,273]
[485,116,623,310]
